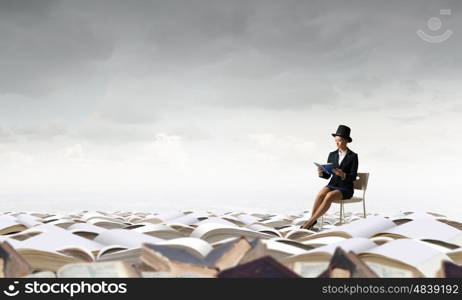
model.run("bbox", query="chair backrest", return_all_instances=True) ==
[353,172,369,191]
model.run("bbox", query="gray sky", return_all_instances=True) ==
[1,0,461,217]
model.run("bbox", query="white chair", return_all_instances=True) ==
[321,172,369,228]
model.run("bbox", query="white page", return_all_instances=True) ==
[236,214,260,225]
[263,239,307,256]
[94,228,164,248]
[190,222,273,242]
[15,214,42,228]
[245,223,281,236]
[149,211,186,222]
[0,215,23,230]
[166,214,200,226]
[305,237,377,256]
[197,217,238,226]
[68,223,108,235]
[307,216,396,239]
[57,261,136,278]
[133,223,177,231]
[374,219,462,246]
[5,224,105,252]
[388,211,436,222]
[157,237,213,258]
[359,239,451,277]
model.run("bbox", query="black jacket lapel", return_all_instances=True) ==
[333,151,339,167]
[339,149,350,169]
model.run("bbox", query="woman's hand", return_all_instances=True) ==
[333,168,346,179]
[317,167,323,175]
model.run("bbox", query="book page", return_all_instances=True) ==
[236,214,260,225]
[373,219,462,246]
[166,214,200,226]
[246,223,281,237]
[148,211,186,223]
[133,224,185,239]
[301,216,396,241]
[6,224,105,252]
[57,261,138,278]
[157,237,213,258]
[94,228,164,248]
[190,222,273,243]
[365,262,414,278]
[293,261,329,277]
[283,238,377,266]
[447,248,462,264]
[301,236,347,246]
[359,239,451,277]
[15,214,42,228]
[0,215,26,233]
[263,239,308,256]
[389,211,437,222]
[197,217,239,226]
[25,271,57,278]
[309,237,377,256]
[141,271,203,278]
[68,223,108,235]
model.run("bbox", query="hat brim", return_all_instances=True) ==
[332,133,352,143]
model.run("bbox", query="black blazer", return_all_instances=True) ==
[319,148,359,194]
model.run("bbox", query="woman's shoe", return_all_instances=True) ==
[300,220,317,230]
[308,220,318,230]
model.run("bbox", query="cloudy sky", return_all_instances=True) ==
[1,0,461,216]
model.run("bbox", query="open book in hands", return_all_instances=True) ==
[314,162,336,175]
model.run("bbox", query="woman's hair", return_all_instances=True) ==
[335,136,348,143]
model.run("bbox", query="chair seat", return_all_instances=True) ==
[333,196,363,204]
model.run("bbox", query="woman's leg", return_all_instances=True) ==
[301,190,343,229]
[311,187,331,217]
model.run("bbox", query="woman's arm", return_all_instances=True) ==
[343,154,358,183]
[319,153,332,179]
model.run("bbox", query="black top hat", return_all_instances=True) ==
[331,125,352,143]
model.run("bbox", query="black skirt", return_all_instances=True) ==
[326,184,353,200]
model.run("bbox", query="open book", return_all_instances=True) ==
[371,219,462,247]
[447,248,462,264]
[318,247,378,278]
[57,261,139,278]
[358,239,453,277]
[283,238,454,278]
[190,222,273,243]
[0,215,28,235]
[0,224,105,272]
[298,216,397,242]
[314,162,336,175]
[140,237,253,277]
[0,241,33,277]
[282,237,377,277]
[97,236,218,264]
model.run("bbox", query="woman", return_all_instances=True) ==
[301,125,358,230]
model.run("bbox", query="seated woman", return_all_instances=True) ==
[301,125,358,230]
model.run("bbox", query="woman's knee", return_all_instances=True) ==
[317,187,330,197]
[324,190,342,202]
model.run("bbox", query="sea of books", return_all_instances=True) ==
[0,209,461,278]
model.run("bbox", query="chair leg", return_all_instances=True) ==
[320,216,324,230]
[363,199,366,218]
[340,203,344,224]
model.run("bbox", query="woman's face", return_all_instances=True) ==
[334,136,347,149]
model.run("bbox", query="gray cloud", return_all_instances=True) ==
[0,123,66,141]
[10,123,67,139]
[0,126,14,142]
[0,0,114,96]
[1,0,462,118]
